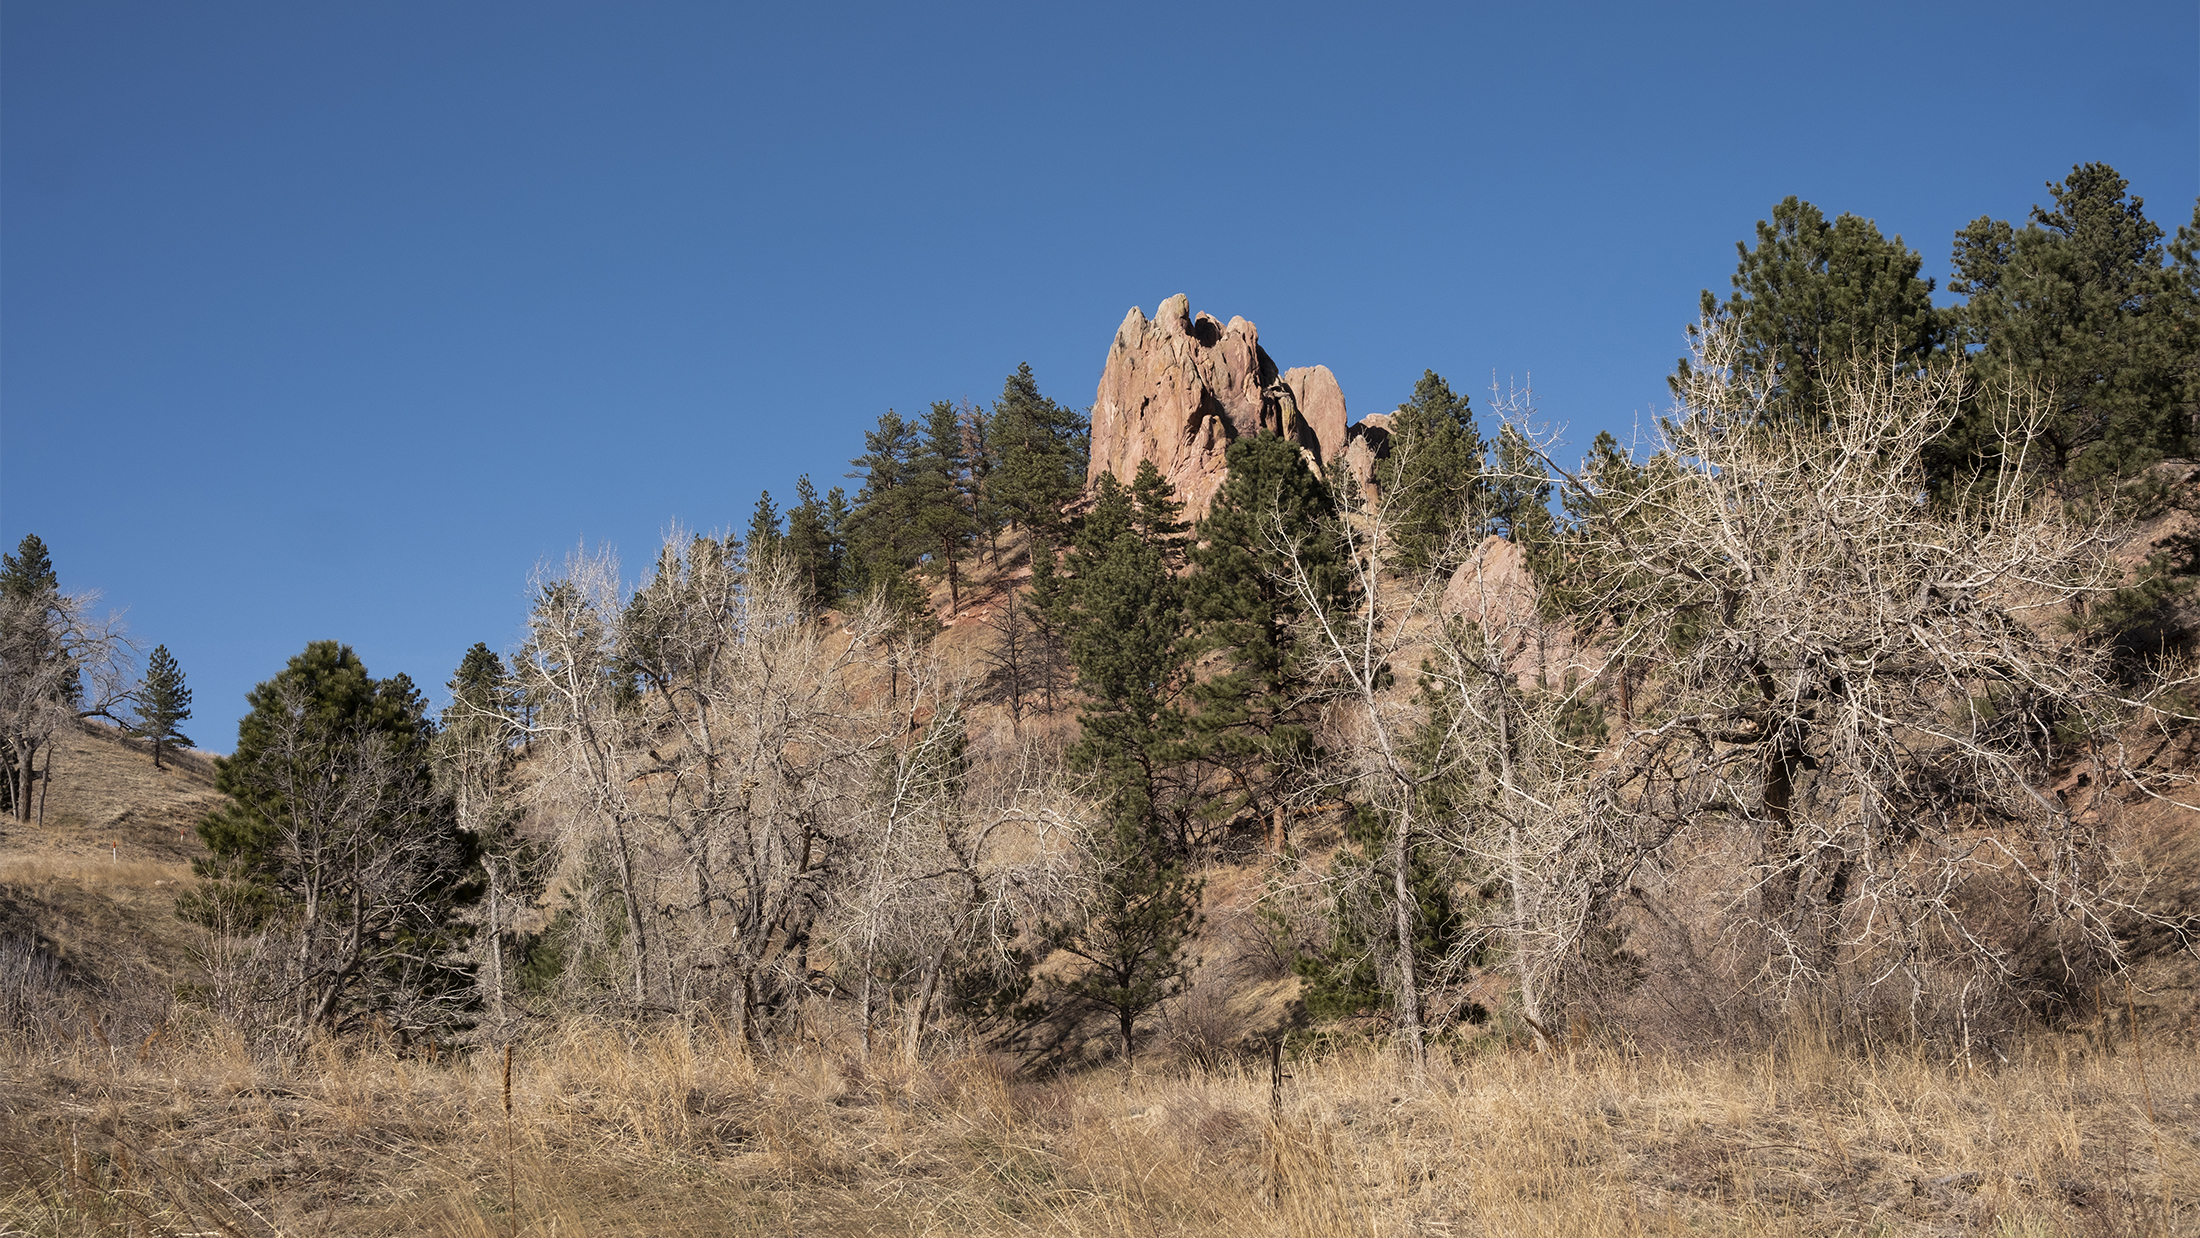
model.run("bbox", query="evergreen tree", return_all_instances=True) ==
[1042,813,1202,1062]
[1126,458,1190,561]
[825,484,857,596]
[2,534,77,819]
[1181,433,1350,848]
[989,363,1090,550]
[959,399,1004,566]
[1067,474,1188,798]
[1023,537,1075,714]
[129,644,193,770]
[0,535,61,606]
[1678,196,1944,427]
[1295,804,1470,1023]
[1,533,77,707]
[1050,467,1201,1054]
[1375,371,1486,575]
[745,490,783,568]
[1945,163,2198,484]
[915,399,978,614]
[188,642,481,1034]
[436,642,536,1024]
[783,475,844,613]
[846,410,929,615]
[1487,424,1556,546]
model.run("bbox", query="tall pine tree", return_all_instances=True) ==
[915,399,978,615]
[1051,468,1201,1056]
[130,644,193,770]
[1375,371,1486,576]
[846,410,931,620]
[783,475,844,614]
[989,363,1089,550]
[189,642,481,1033]
[2,534,77,819]
[1182,433,1350,851]
[1678,195,1943,428]
[1946,163,2198,484]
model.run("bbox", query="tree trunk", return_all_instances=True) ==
[484,857,508,1024]
[12,740,33,823]
[904,939,951,1063]
[1388,806,1424,1068]
[1494,695,1554,1054]
[607,819,650,1006]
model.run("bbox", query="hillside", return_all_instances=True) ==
[0,722,219,1046]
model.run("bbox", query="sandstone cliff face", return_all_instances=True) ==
[1090,295,1360,518]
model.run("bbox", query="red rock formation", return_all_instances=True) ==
[1088,294,1343,518]
[1281,365,1349,467]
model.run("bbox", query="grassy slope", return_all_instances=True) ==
[0,722,220,1045]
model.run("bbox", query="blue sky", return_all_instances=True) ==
[4,1,2194,750]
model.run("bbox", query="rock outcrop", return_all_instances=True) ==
[1090,295,1362,518]
[1281,365,1349,467]
[1441,534,1608,693]
[1343,413,1392,502]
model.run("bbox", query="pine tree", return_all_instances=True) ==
[1,533,77,707]
[1126,458,1190,561]
[129,644,193,770]
[1067,473,1187,788]
[1375,371,1486,576]
[187,642,482,1033]
[1024,538,1074,714]
[1049,466,1203,1060]
[1487,424,1555,546]
[1043,813,1202,1062]
[436,642,536,1024]
[783,475,843,614]
[0,534,60,602]
[745,490,783,569]
[1181,433,1350,849]
[915,399,977,615]
[847,410,928,615]
[1295,804,1471,1023]
[1944,163,2198,484]
[1678,195,1943,427]
[2,534,77,819]
[959,399,1004,566]
[989,363,1089,550]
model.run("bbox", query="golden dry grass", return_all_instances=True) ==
[1,1018,2192,1237]
[7,720,221,863]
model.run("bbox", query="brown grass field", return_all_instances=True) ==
[0,1017,2193,1236]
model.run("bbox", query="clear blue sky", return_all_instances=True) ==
[4,1,2194,751]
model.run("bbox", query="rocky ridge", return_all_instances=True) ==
[1088,294,1386,517]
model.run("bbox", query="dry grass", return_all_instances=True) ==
[0,1017,2192,1237]
[5,720,221,863]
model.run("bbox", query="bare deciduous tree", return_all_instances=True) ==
[1544,329,2158,1035]
[1269,427,1479,1068]
[0,587,133,825]
[826,685,1094,1061]
[517,535,912,1040]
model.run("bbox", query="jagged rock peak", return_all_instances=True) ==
[1089,295,1353,519]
